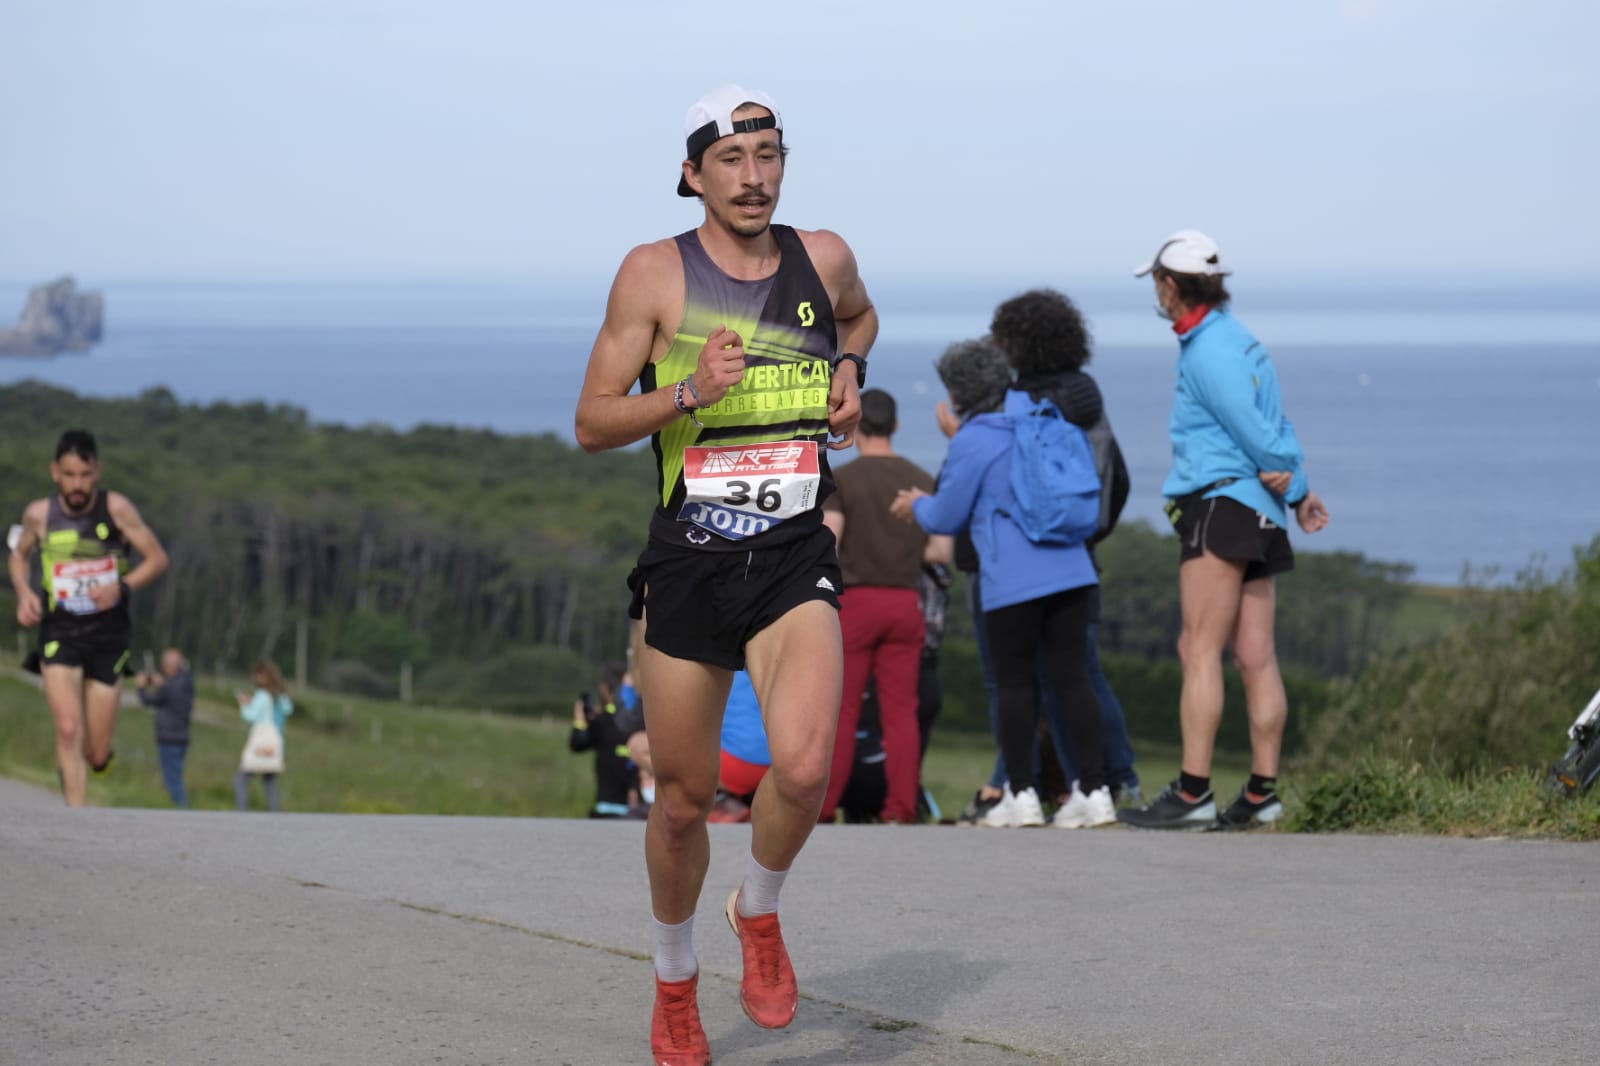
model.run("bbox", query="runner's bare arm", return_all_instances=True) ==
[100,493,167,609]
[800,229,875,449]
[830,257,878,364]
[575,245,683,453]
[574,240,758,454]
[9,500,46,627]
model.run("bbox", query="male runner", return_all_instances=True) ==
[9,429,168,807]
[575,84,875,1066]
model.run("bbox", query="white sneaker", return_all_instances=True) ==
[1053,785,1117,829]
[980,786,1047,828]
[1012,786,1046,827]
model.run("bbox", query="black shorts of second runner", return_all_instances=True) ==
[40,632,132,686]
[627,524,842,671]
[1174,494,1294,582]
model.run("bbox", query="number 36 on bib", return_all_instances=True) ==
[678,441,821,541]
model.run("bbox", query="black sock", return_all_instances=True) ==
[1179,772,1211,800]
[1248,774,1278,797]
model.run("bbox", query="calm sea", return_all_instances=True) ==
[2,282,1596,586]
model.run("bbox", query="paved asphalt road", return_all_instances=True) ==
[2,775,1595,1065]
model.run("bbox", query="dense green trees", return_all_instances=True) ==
[1,384,1448,745]
[0,383,652,708]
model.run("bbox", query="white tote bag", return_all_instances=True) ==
[240,718,285,774]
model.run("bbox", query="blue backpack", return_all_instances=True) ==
[1002,389,1101,546]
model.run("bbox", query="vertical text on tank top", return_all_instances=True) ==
[648,225,839,545]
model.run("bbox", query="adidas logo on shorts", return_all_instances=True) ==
[815,576,835,592]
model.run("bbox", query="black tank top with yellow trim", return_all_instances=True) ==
[644,224,838,551]
[39,490,132,640]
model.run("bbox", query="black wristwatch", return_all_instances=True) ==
[832,352,866,387]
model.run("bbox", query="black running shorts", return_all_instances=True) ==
[1170,493,1294,583]
[627,524,842,670]
[41,635,131,686]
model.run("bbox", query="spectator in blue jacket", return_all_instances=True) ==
[992,289,1142,814]
[891,339,1114,830]
[1119,230,1330,832]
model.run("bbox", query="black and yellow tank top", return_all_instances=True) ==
[645,224,838,551]
[39,491,130,631]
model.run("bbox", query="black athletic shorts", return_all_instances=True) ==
[1169,492,1294,583]
[627,524,842,670]
[40,632,131,686]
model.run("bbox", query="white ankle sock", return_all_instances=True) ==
[737,855,787,918]
[652,915,697,982]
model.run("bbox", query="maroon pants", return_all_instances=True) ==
[821,586,925,823]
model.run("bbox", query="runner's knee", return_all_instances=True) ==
[653,779,717,832]
[767,750,830,809]
[53,714,83,749]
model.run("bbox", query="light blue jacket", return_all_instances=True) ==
[1162,307,1309,527]
[241,689,294,736]
[912,410,1097,612]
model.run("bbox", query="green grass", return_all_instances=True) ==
[5,670,1595,839]
[0,667,1232,820]
[0,671,596,816]
[1284,753,1600,840]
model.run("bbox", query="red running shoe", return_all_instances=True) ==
[651,973,711,1066]
[724,889,798,1029]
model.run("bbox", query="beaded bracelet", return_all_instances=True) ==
[673,378,704,427]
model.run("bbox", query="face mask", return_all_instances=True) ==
[641,784,657,805]
[1153,301,1173,322]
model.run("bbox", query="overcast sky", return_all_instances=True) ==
[2,0,1595,291]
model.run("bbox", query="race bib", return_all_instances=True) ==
[52,557,119,615]
[678,441,821,541]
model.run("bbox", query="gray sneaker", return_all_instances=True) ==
[1116,780,1217,831]
[1215,787,1284,831]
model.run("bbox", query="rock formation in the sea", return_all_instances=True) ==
[0,276,105,355]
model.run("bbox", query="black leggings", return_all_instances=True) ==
[984,585,1104,795]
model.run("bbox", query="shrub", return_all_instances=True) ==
[1300,537,1600,778]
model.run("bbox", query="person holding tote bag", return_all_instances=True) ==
[236,659,293,812]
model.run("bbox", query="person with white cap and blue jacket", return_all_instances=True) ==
[1118,230,1330,832]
